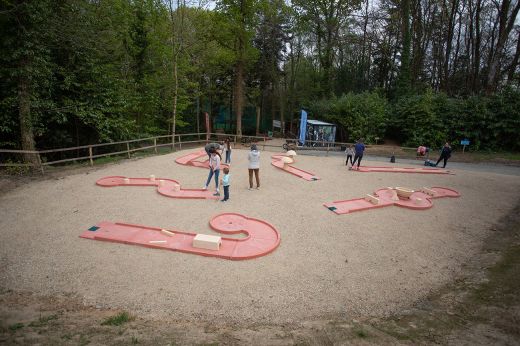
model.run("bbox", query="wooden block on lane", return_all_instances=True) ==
[193,234,221,251]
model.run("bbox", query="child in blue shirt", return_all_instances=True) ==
[221,167,230,202]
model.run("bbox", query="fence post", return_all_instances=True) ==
[36,153,44,174]
[126,142,130,158]
[233,135,237,149]
[326,143,330,156]
[179,135,182,150]
[88,146,93,166]
[154,138,157,154]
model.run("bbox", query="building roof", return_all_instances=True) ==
[307,119,335,126]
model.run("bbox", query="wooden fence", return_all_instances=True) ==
[0,132,419,173]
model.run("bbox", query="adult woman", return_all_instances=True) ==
[435,142,452,168]
[247,144,260,190]
[224,138,231,164]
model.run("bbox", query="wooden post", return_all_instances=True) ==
[154,138,157,154]
[37,153,44,174]
[88,146,93,166]
[172,134,175,151]
[233,135,237,149]
[326,143,330,156]
[179,135,182,150]
[126,142,130,158]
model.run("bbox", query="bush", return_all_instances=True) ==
[309,91,388,143]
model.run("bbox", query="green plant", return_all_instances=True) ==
[355,328,368,338]
[29,314,58,327]
[101,311,134,326]
[8,322,24,331]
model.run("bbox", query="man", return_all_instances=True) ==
[350,138,365,170]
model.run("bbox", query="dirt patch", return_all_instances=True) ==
[0,148,519,344]
[0,200,519,345]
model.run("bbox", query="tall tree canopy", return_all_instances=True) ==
[1,0,519,156]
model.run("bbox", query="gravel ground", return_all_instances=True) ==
[1,148,519,326]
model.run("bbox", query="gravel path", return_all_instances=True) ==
[1,148,519,325]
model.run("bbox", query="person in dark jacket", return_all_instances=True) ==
[435,142,452,168]
[349,138,365,170]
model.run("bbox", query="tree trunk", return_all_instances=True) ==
[441,0,459,92]
[396,0,411,97]
[472,0,482,92]
[172,56,178,145]
[256,106,261,136]
[234,59,244,137]
[507,30,520,84]
[18,58,39,167]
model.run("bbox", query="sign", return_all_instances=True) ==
[460,139,470,146]
[299,110,307,145]
[273,120,281,128]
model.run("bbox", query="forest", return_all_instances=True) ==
[1,0,520,167]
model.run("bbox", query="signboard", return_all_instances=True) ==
[273,120,281,128]
[460,139,470,145]
[299,110,307,145]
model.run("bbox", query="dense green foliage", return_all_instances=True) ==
[0,0,519,156]
[309,88,520,151]
[308,91,388,144]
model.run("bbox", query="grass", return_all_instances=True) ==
[8,323,24,331]
[79,334,90,345]
[101,311,134,326]
[28,313,58,327]
[354,328,368,338]
[368,204,520,343]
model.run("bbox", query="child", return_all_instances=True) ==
[204,148,221,196]
[345,145,354,166]
[220,167,230,202]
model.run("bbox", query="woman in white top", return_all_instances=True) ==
[204,148,222,196]
[247,144,260,190]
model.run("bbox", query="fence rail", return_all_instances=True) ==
[0,132,421,173]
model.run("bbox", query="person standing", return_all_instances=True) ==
[220,167,231,202]
[248,144,260,190]
[435,142,452,168]
[350,138,365,170]
[224,138,232,164]
[203,148,221,196]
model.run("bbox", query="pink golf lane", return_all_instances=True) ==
[80,213,281,260]
[175,150,229,169]
[271,154,320,181]
[96,176,218,200]
[351,165,452,174]
[324,187,460,215]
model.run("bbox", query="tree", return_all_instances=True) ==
[486,0,520,93]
